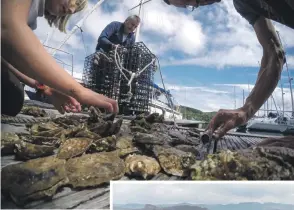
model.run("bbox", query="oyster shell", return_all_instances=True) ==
[89,121,112,137]
[130,126,148,133]
[125,154,161,179]
[116,136,134,149]
[1,156,68,206]
[14,141,55,160]
[133,132,166,145]
[190,146,294,180]
[1,132,21,155]
[88,135,117,153]
[23,136,60,147]
[116,136,139,157]
[108,118,123,135]
[65,152,125,188]
[21,106,48,117]
[153,145,196,177]
[57,138,93,159]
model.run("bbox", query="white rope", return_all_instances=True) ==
[94,45,155,102]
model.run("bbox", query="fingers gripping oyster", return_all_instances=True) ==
[65,152,125,188]
[1,156,68,206]
[125,154,161,179]
[153,145,196,177]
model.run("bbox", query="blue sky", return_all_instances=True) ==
[34,0,294,112]
[112,182,294,205]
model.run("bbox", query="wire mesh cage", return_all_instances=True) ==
[82,42,156,115]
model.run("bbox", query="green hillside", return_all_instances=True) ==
[179,106,217,122]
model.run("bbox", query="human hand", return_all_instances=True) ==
[43,88,81,114]
[206,108,248,139]
[73,87,119,113]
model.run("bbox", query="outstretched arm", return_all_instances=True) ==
[1,0,84,98]
[242,17,285,120]
[207,17,285,138]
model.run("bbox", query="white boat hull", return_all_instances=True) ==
[246,116,294,133]
[149,100,182,120]
[247,122,288,132]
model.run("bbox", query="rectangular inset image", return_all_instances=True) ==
[111,181,294,210]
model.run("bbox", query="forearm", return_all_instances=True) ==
[242,49,284,120]
[1,24,84,97]
[99,37,115,51]
[1,57,36,88]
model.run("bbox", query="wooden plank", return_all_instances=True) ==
[75,192,110,209]
[25,186,110,209]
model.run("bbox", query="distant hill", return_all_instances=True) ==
[179,105,217,122]
[114,202,294,210]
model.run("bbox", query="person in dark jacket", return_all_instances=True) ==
[95,15,141,53]
[163,0,294,139]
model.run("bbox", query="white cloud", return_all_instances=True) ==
[112,182,294,205]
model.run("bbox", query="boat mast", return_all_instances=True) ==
[276,30,294,117]
[135,0,143,42]
[281,81,285,117]
[51,0,106,56]
[129,0,152,42]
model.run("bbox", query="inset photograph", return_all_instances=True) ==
[112,182,294,210]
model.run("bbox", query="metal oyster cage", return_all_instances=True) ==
[82,42,156,115]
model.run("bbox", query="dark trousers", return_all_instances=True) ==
[1,61,24,116]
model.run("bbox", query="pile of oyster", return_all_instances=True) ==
[2,106,294,206]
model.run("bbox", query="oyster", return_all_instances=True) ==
[133,132,166,145]
[20,135,59,147]
[175,145,200,157]
[130,126,148,133]
[89,135,117,153]
[89,121,112,137]
[116,136,134,149]
[153,145,196,177]
[190,146,294,180]
[57,138,93,159]
[21,106,48,117]
[1,132,21,155]
[1,156,68,206]
[168,130,199,146]
[108,118,123,135]
[53,115,88,128]
[131,118,151,130]
[65,152,125,188]
[103,113,116,122]
[30,122,60,135]
[125,154,161,179]
[116,136,139,157]
[14,141,55,160]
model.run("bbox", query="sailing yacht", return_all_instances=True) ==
[246,112,294,133]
